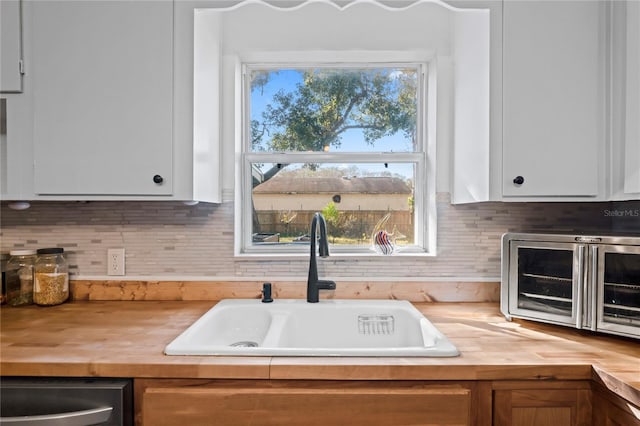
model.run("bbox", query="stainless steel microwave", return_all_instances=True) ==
[501,233,640,339]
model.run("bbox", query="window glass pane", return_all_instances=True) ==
[249,67,418,153]
[251,162,416,249]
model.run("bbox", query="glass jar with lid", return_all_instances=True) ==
[34,248,69,306]
[6,250,36,306]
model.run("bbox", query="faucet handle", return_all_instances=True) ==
[262,282,274,303]
[316,280,337,290]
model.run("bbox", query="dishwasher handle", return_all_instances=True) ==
[0,406,113,426]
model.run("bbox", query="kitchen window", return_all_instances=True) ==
[237,61,436,256]
[191,0,488,257]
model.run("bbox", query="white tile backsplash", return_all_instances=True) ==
[1,194,636,279]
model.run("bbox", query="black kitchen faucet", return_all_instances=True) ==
[306,212,336,303]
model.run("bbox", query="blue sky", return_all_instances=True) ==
[249,69,415,154]
[249,69,416,179]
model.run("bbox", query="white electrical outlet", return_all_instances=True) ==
[107,248,125,276]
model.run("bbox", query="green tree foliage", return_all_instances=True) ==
[251,68,417,152]
[321,201,361,242]
[321,201,340,228]
[321,201,341,242]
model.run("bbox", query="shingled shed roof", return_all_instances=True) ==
[253,176,412,194]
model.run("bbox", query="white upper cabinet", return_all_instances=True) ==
[0,0,23,93]
[602,0,639,201]
[1,0,221,202]
[31,1,173,196]
[621,0,640,198]
[502,0,604,198]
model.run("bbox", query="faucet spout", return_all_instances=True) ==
[307,212,336,303]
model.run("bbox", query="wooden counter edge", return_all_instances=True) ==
[592,364,640,407]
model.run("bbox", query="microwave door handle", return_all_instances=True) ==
[589,245,598,331]
[576,245,585,328]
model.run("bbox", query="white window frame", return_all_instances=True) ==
[234,52,437,257]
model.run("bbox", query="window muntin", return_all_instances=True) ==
[240,62,429,255]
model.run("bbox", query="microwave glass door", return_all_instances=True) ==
[509,241,581,326]
[597,245,640,337]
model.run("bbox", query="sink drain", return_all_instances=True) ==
[230,341,259,348]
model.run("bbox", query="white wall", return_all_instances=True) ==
[187,0,492,201]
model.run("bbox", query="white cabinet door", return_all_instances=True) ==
[32,1,173,195]
[502,0,603,197]
[0,0,23,93]
[624,0,640,196]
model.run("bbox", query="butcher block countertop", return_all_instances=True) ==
[1,301,638,406]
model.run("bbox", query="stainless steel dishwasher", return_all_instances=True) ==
[0,378,132,426]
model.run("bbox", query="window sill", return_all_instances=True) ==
[234,251,436,261]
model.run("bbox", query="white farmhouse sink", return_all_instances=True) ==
[165,299,459,357]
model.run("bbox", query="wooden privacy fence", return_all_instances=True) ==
[255,210,414,241]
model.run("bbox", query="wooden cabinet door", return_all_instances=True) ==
[136,379,478,426]
[592,384,640,426]
[492,381,591,426]
[31,0,173,196]
[502,0,602,198]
